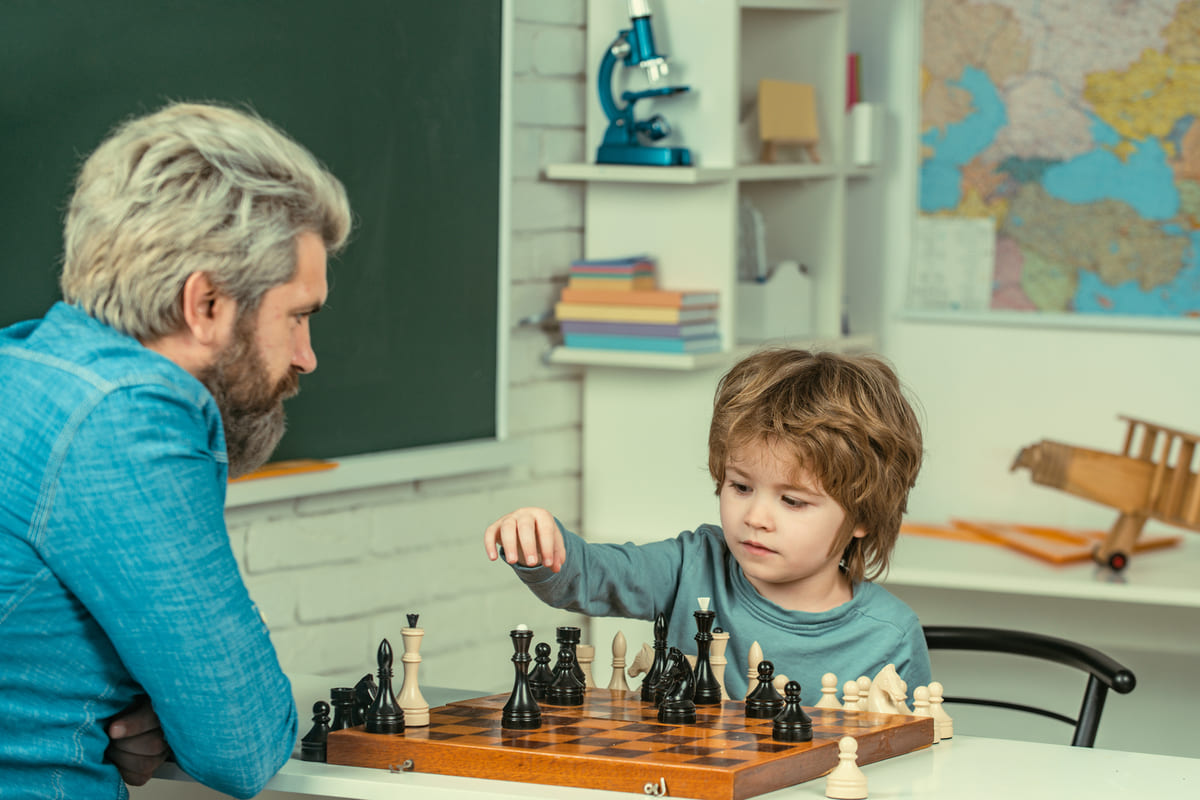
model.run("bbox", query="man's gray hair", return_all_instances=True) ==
[61,102,352,339]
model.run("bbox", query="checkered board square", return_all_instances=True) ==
[326,690,935,800]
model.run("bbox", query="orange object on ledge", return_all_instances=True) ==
[901,519,1181,566]
[228,458,337,483]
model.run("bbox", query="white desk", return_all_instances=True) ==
[137,736,1200,799]
[882,530,1200,757]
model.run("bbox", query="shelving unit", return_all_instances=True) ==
[543,1,885,574]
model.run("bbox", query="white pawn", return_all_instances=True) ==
[856,676,871,711]
[577,644,596,688]
[607,631,630,691]
[842,681,860,711]
[824,736,868,799]
[816,673,842,709]
[745,641,764,699]
[773,673,790,694]
[711,628,731,700]
[912,685,939,743]
[928,681,954,739]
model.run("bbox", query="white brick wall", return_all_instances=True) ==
[229,6,590,697]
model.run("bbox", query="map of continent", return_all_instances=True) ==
[918,0,1200,317]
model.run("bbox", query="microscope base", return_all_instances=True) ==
[596,144,692,167]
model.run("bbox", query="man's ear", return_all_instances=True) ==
[180,272,236,346]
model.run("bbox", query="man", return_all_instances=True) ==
[0,103,351,798]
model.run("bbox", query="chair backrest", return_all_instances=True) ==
[923,625,1136,747]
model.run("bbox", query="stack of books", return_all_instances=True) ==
[555,257,721,354]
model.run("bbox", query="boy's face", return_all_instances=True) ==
[719,439,864,612]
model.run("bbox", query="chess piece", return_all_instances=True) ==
[577,644,596,688]
[745,660,785,719]
[364,638,404,734]
[399,613,430,726]
[529,642,555,700]
[545,647,585,706]
[842,680,860,712]
[816,673,842,709]
[299,700,330,762]
[656,647,697,724]
[554,626,587,686]
[710,626,731,700]
[607,631,631,691]
[502,624,542,729]
[856,676,871,711]
[628,642,654,680]
[352,673,377,726]
[745,640,764,699]
[772,681,813,742]
[329,686,357,731]
[824,736,868,799]
[928,681,954,739]
[911,685,938,743]
[692,598,721,705]
[773,673,790,694]
[641,612,669,703]
[865,664,909,715]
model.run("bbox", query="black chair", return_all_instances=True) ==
[923,625,1136,747]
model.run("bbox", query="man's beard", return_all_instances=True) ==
[197,314,300,479]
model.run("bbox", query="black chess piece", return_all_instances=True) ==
[352,673,377,726]
[656,647,697,725]
[745,660,785,719]
[528,642,555,700]
[691,606,721,705]
[407,612,420,628]
[544,647,585,706]
[329,687,357,731]
[502,626,542,729]
[641,612,669,703]
[300,700,331,762]
[553,626,586,685]
[772,681,814,742]
[364,638,405,734]
[651,646,683,707]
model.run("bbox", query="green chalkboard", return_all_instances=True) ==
[0,0,501,460]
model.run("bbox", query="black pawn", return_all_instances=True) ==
[300,701,330,762]
[692,607,721,705]
[352,673,377,726]
[329,687,357,731]
[544,647,585,706]
[772,681,813,742]
[528,642,555,700]
[745,660,785,719]
[641,612,669,703]
[364,639,405,734]
[502,627,542,729]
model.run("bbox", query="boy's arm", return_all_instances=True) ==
[484,507,567,572]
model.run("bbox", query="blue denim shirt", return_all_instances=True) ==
[0,303,297,799]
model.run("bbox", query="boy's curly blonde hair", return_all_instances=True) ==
[708,348,923,583]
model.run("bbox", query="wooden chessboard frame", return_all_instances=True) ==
[326,690,935,800]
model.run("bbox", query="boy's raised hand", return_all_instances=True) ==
[484,507,566,573]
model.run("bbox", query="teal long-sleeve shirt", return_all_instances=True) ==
[515,522,932,702]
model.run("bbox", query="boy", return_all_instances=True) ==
[484,348,930,701]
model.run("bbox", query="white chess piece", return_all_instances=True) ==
[773,673,790,694]
[627,642,654,679]
[607,631,631,691]
[398,618,430,726]
[816,672,842,709]
[928,681,954,739]
[912,685,939,743]
[842,681,860,711]
[746,641,764,699]
[577,644,596,688]
[824,736,868,799]
[856,676,871,711]
[865,664,909,715]
[710,628,731,700]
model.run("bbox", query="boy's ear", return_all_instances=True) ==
[179,272,236,346]
[851,525,867,539]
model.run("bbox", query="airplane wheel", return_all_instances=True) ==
[1107,552,1128,571]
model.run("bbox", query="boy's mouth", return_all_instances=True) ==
[741,539,776,556]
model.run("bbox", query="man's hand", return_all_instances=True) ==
[106,695,169,786]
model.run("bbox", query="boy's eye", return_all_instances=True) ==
[729,481,750,494]
[782,496,807,508]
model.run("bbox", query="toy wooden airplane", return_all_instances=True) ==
[1011,415,1200,570]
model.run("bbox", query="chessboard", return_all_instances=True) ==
[326,689,935,800]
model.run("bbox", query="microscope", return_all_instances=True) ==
[595,0,693,166]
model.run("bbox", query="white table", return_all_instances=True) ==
[881,529,1200,757]
[136,735,1200,799]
